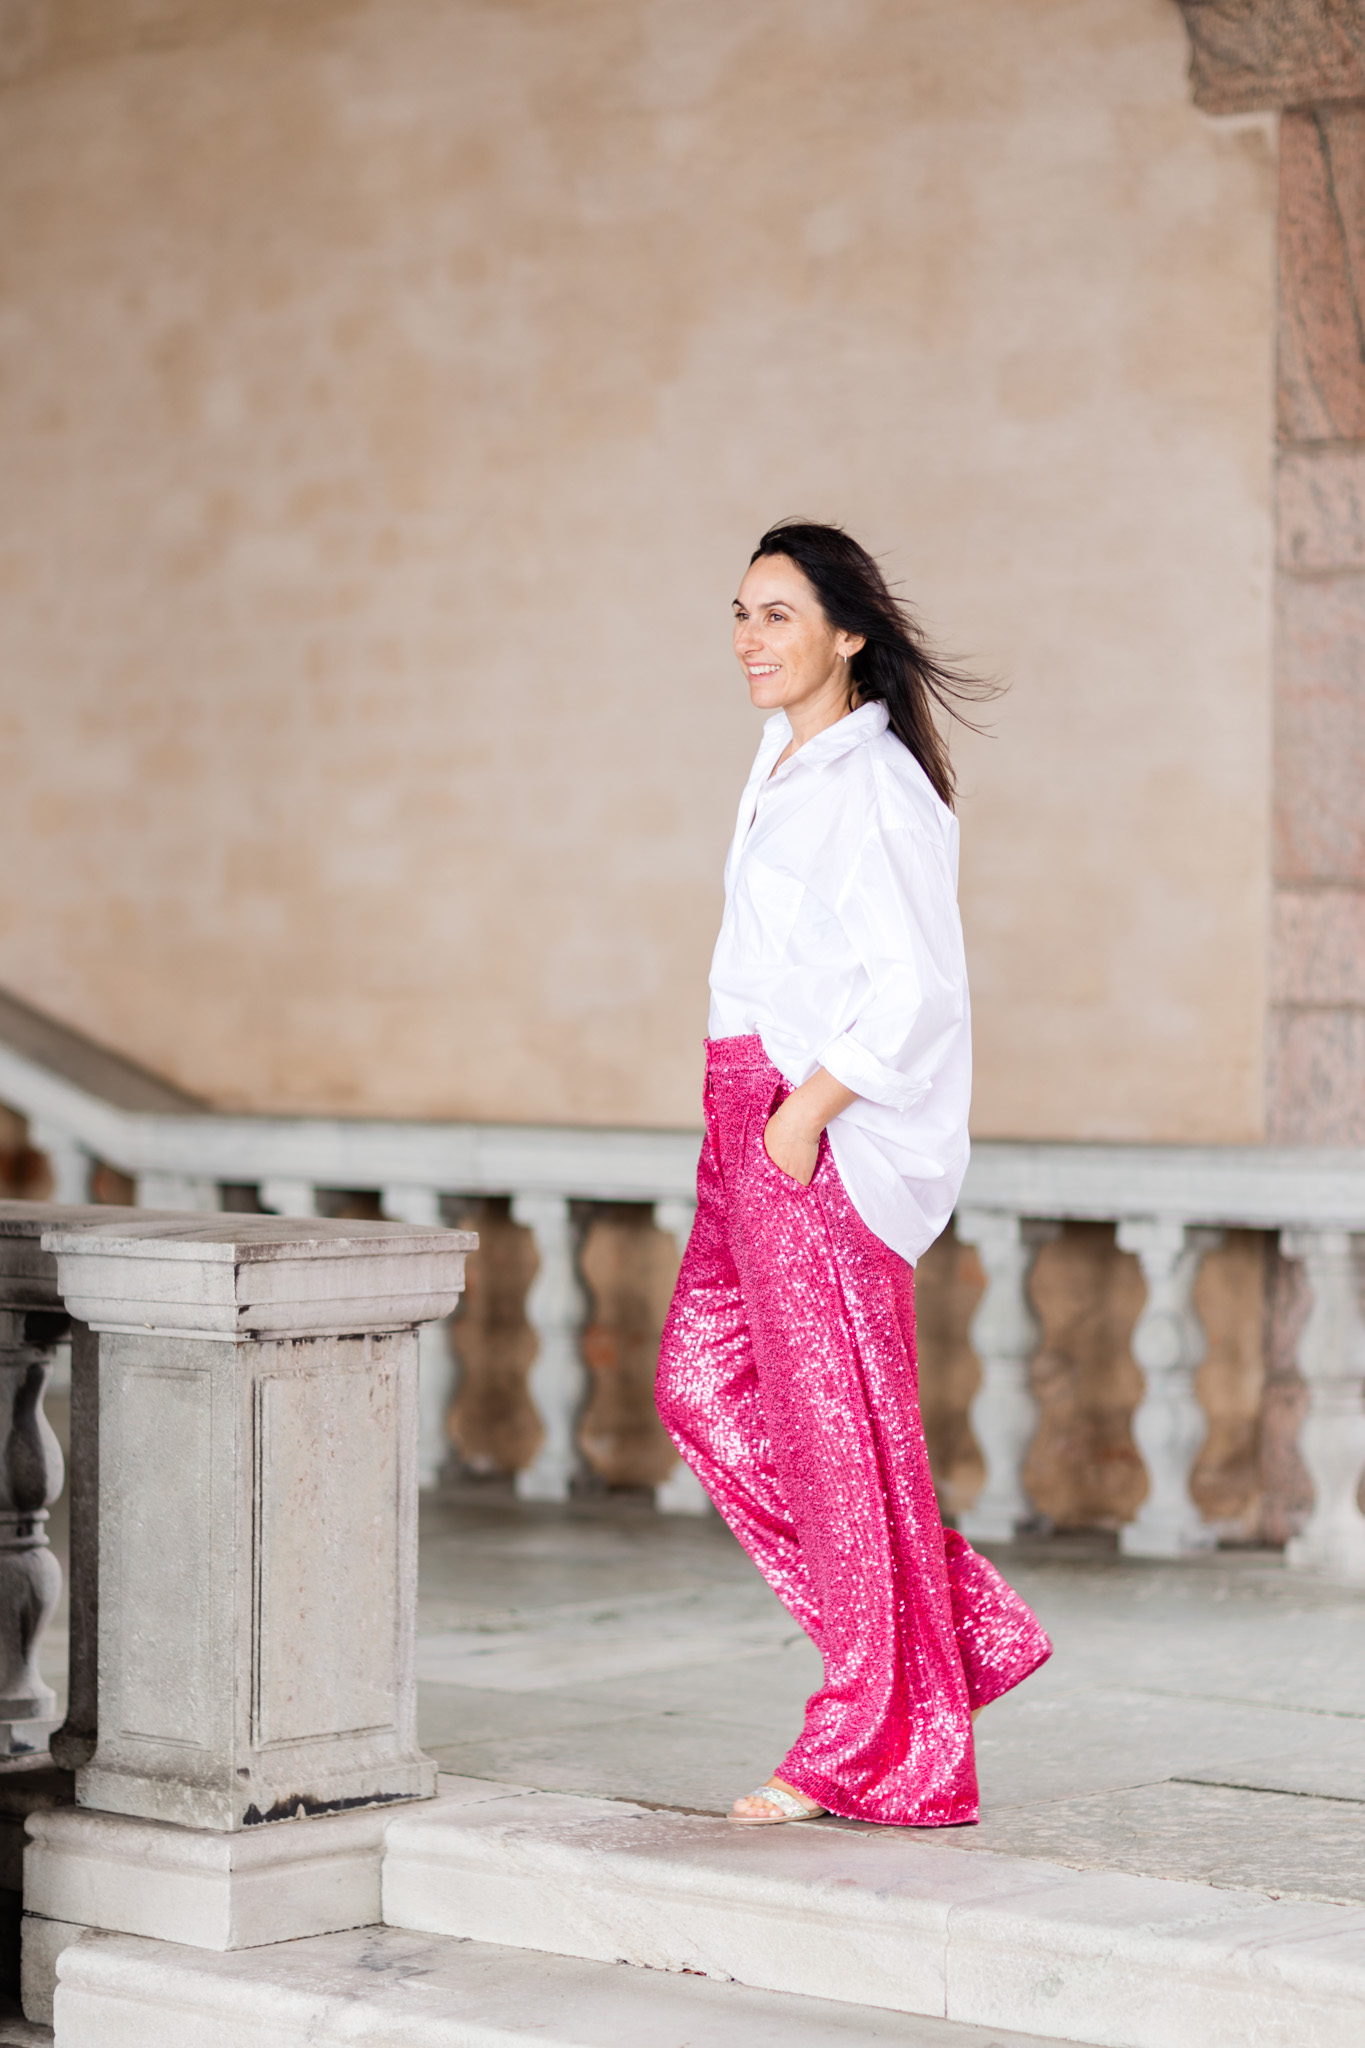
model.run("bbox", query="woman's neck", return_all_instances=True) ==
[775,678,856,767]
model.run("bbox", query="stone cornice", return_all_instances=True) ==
[1177,0,1365,113]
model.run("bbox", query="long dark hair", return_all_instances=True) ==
[749,519,997,808]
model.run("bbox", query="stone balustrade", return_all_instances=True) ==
[0,1198,474,2019]
[2,1009,1365,1576]
[0,1202,183,1793]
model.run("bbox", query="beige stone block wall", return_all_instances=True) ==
[0,0,1274,1141]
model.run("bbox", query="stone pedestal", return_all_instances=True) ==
[42,1215,474,1834]
[18,1213,473,2021]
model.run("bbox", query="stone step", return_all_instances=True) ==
[53,1924,1091,2047]
[381,1780,1365,2048]
[0,2008,49,2046]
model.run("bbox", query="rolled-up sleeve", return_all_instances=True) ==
[816,822,967,1113]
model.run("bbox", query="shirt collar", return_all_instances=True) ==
[762,700,888,777]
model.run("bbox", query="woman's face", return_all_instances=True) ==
[732,555,859,714]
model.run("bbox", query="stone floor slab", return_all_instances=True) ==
[949,1779,1365,1905]
[417,1683,645,1749]
[970,1680,1365,1809]
[550,1636,822,1723]
[1179,1746,1365,1804]
[427,1709,799,1813]
[414,1590,796,1691]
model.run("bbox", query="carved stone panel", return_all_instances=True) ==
[253,1355,401,1750]
[81,1330,431,1832]
[115,1362,215,1751]
[1178,2,1365,115]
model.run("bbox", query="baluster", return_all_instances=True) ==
[954,1211,1056,1541]
[27,1122,91,1206]
[651,1198,709,1516]
[0,1308,64,1758]
[0,1201,173,1787]
[259,1178,320,1217]
[1282,1229,1365,1582]
[133,1173,220,1211]
[383,1185,457,1490]
[512,1194,586,1501]
[50,1321,97,1772]
[1117,1219,1221,1556]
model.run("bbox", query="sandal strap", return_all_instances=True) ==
[744,1782,821,1820]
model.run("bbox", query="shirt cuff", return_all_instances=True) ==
[817,1031,929,1114]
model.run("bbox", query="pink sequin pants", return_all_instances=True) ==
[656,1035,1051,1826]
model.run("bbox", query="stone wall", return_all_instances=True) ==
[0,0,1275,1143]
[1173,0,1365,1141]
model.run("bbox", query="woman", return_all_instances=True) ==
[656,520,1051,1829]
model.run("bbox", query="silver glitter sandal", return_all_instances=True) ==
[728,1781,828,1826]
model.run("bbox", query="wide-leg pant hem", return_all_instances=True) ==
[775,1761,983,1830]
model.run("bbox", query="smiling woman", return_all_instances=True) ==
[655,520,1051,1830]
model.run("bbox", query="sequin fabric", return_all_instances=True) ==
[656,1034,1052,1827]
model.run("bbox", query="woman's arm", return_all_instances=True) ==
[764,1067,857,1187]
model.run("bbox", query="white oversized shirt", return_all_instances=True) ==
[707,701,971,1265]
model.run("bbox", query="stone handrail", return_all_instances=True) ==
[2,1020,1365,1570]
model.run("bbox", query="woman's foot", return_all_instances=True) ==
[728,1775,827,1825]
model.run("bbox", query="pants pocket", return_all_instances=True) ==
[757,1079,816,1191]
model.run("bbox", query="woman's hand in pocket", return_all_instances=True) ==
[763,1068,858,1187]
[763,1096,822,1186]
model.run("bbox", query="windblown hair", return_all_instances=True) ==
[749,520,997,809]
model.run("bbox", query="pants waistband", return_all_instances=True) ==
[704,1033,778,1075]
